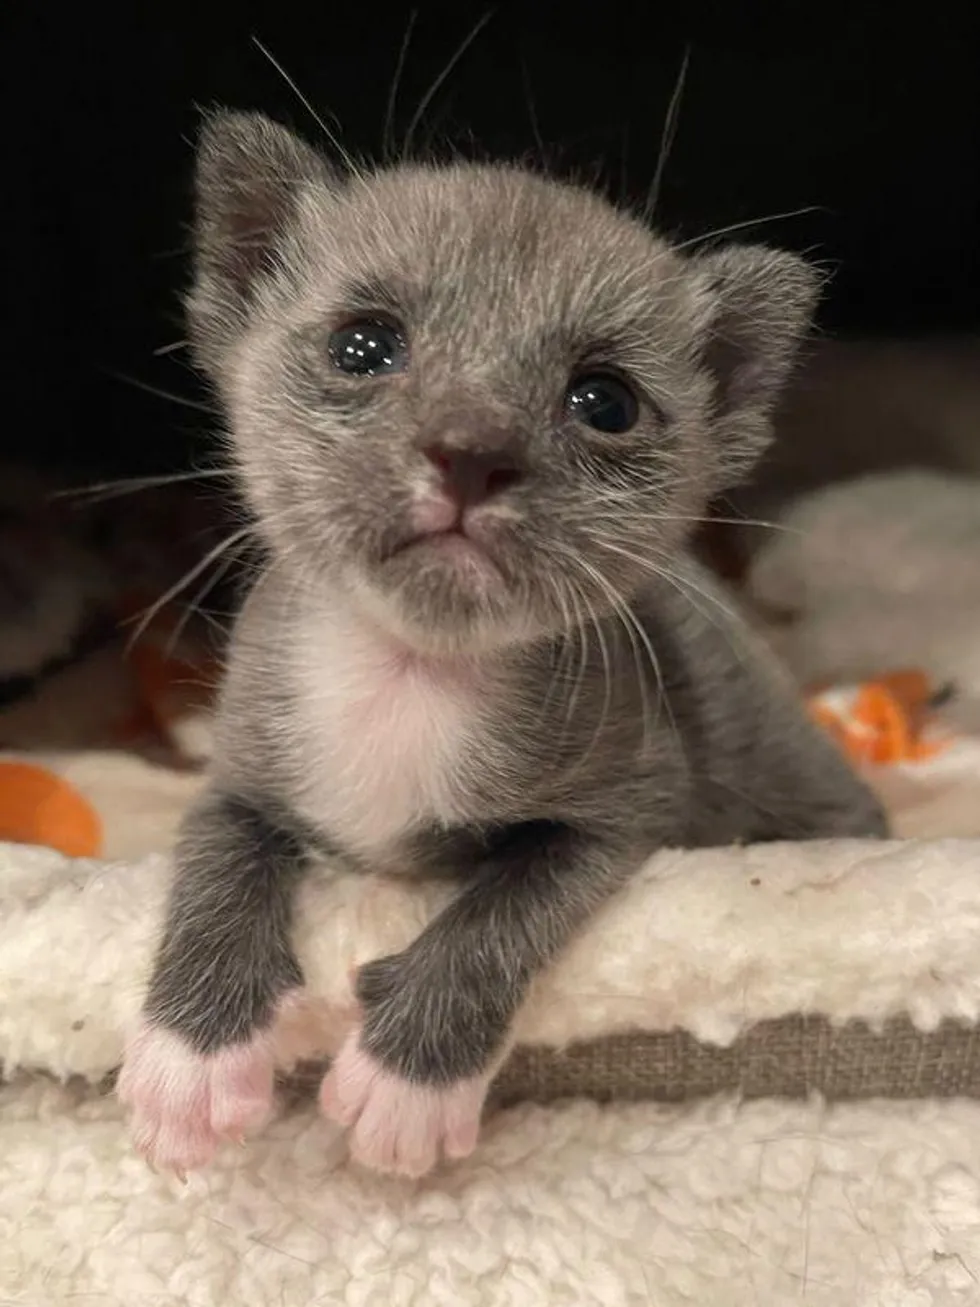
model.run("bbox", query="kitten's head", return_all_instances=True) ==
[189,111,818,655]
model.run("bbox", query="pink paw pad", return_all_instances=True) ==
[319,1029,488,1177]
[117,1024,275,1173]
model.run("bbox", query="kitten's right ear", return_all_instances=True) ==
[187,110,334,374]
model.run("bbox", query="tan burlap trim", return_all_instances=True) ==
[274,1015,980,1108]
[489,1016,980,1106]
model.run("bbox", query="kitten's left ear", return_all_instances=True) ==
[187,110,337,375]
[689,245,822,479]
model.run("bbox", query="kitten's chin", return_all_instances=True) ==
[347,560,532,658]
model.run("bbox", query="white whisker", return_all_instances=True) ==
[251,36,362,178]
[561,576,591,736]
[123,527,252,654]
[575,584,615,771]
[384,9,417,160]
[562,549,672,760]
[651,511,801,536]
[403,10,494,156]
[596,536,751,671]
[674,205,824,252]
[520,53,547,161]
[163,549,241,656]
[643,44,691,221]
[101,368,214,413]
[51,468,230,504]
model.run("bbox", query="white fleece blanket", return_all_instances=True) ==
[4,833,980,1304]
[4,836,980,1082]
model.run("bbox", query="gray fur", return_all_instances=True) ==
[145,791,307,1052]
[145,111,886,1084]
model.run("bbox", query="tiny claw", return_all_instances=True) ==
[173,1168,188,1185]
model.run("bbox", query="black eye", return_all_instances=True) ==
[564,373,639,434]
[328,319,407,377]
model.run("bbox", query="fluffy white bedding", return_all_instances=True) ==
[6,1079,980,1306]
[3,832,980,1304]
[4,836,980,1085]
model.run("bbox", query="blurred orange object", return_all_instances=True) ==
[0,760,102,857]
[807,670,951,767]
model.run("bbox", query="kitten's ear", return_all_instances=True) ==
[187,110,334,373]
[690,245,821,479]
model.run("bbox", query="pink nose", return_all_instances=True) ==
[423,445,523,508]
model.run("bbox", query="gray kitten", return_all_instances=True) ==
[118,111,886,1178]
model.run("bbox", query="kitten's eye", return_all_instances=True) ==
[328,319,407,377]
[564,373,639,434]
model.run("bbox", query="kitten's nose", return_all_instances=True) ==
[422,438,524,508]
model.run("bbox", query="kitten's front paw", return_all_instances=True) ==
[319,1029,488,1177]
[117,1023,275,1173]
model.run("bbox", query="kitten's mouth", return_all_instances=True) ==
[392,527,501,580]
[374,511,514,598]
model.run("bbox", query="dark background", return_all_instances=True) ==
[6,4,979,477]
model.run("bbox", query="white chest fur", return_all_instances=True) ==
[290,607,478,857]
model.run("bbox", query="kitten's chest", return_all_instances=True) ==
[291,618,479,857]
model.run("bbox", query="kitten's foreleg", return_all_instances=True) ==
[117,789,308,1172]
[320,822,634,1176]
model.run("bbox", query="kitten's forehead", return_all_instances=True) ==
[303,164,692,343]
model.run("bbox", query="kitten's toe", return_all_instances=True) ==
[319,1029,488,1177]
[208,1042,277,1136]
[318,1032,380,1128]
[118,1023,275,1173]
